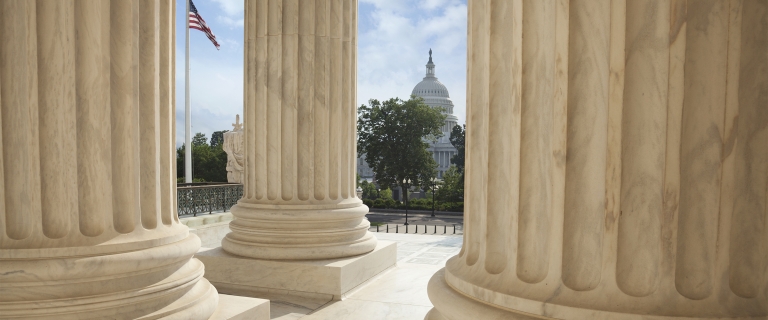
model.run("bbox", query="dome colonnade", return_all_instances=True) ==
[0,0,218,319]
[427,0,767,319]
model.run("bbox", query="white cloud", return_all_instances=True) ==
[218,16,244,28]
[175,55,243,147]
[357,1,467,125]
[176,0,467,148]
[211,0,244,16]
[211,0,244,29]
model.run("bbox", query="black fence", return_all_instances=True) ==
[371,224,459,235]
[177,183,243,217]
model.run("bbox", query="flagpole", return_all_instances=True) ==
[185,0,192,183]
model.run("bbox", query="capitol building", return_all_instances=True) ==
[357,50,460,180]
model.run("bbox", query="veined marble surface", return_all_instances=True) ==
[290,233,462,320]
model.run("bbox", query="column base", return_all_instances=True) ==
[197,240,397,300]
[429,268,768,320]
[0,234,219,320]
[426,268,547,320]
[223,202,377,260]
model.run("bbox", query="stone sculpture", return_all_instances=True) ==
[223,114,245,183]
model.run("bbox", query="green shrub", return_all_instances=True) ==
[363,199,374,207]
[379,188,393,200]
[439,202,464,212]
[373,199,385,208]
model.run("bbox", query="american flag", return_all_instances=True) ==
[189,0,220,50]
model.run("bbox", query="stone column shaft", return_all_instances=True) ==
[226,0,374,260]
[0,1,217,318]
[428,0,768,319]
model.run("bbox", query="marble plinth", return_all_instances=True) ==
[197,241,396,300]
[209,294,270,320]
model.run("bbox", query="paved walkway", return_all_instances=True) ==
[295,233,462,320]
[268,233,462,319]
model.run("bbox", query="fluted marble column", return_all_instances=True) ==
[0,1,218,318]
[224,0,374,260]
[427,0,768,319]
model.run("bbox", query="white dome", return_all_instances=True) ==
[412,79,450,98]
[411,49,455,114]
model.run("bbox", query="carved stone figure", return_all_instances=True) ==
[224,114,245,183]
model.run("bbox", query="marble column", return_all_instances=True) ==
[0,1,218,318]
[224,0,375,260]
[427,0,768,319]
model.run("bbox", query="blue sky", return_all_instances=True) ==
[175,0,467,146]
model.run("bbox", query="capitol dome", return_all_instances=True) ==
[411,49,459,179]
[358,50,461,180]
[412,77,450,98]
[411,49,456,115]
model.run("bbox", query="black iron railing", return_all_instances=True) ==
[370,224,460,235]
[177,183,243,217]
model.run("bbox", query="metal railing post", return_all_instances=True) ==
[177,183,244,218]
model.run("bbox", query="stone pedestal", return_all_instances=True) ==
[198,241,396,301]
[209,294,270,320]
[0,1,219,318]
[223,0,376,260]
[427,1,767,319]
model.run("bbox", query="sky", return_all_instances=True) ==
[175,0,467,147]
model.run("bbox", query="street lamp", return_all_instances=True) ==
[402,178,411,226]
[430,177,437,217]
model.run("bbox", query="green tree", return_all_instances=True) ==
[360,180,379,200]
[449,124,465,173]
[357,97,446,200]
[436,166,463,203]
[177,132,228,183]
[210,130,228,148]
[379,188,393,200]
[192,132,208,146]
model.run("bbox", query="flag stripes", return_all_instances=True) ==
[189,0,220,50]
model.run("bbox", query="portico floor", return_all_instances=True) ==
[268,233,461,320]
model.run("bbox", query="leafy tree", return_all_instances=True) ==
[436,166,464,203]
[357,97,446,203]
[210,130,228,148]
[177,132,228,182]
[360,180,379,200]
[379,188,393,200]
[449,124,465,173]
[192,132,208,146]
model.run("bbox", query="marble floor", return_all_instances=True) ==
[270,233,463,320]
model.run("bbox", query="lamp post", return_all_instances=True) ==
[402,178,411,226]
[431,177,437,217]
